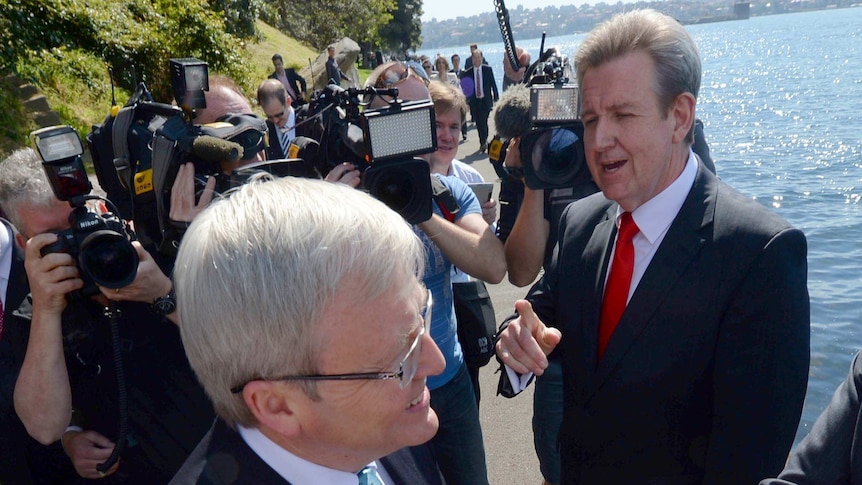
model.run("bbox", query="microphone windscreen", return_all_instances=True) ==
[493,84,532,140]
[191,136,242,164]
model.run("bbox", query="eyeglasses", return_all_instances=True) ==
[265,110,285,121]
[230,290,433,394]
[373,62,430,89]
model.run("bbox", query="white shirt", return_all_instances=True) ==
[505,150,698,392]
[612,149,698,302]
[0,221,12,308]
[279,107,297,155]
[238,425,394,484]
[276,71,298,102]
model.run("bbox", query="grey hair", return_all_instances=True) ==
[174,177,425,427]
[0,148,57,230]
[575,9,702,143]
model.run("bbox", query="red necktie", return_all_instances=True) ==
[598,212,639,361]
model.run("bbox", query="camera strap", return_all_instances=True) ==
[111,106,137,192]
[430,175,461,223]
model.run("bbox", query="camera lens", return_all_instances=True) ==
[365,159,433,225]
[522,125,586,189]
[78,230,139,289]
[532,127,583,184]
[372,168,413,211]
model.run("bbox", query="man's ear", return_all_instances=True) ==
[671,92,697,144]
[242,381,306,438]
[15,233,27,250]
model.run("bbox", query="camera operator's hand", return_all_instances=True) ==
[62,429,120,479]
[169,163,215,223]
[481,198,498,226]
[101,242,171,304]
[503,137,523,171]
[24,233,84,317]
[17,233,78,444]
[503,47,531,84]
[325,162,361,188]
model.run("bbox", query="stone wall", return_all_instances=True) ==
[4,73,61,128]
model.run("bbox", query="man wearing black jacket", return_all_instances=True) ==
[269,53,307,107]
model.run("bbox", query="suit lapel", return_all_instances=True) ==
[593,166,715,390]
[4,220,28,316]
[579,209,616,375]
[381,444,443,485]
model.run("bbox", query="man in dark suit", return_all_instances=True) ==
[460,49,498,153]
[761,350,862,485]
[496,9,810,484]
[268,53,307,108]
[169,177,446,484]
[257,78,299,161]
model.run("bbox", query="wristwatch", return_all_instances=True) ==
[151,287,177,316]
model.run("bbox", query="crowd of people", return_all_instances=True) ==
[0,8,854,485]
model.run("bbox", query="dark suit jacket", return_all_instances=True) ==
[761,350,862,485]
[268,68,307,106]
[169,419,444,485]
[460,64,498,103]
[523,163,810,484]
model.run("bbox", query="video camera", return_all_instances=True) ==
[300,83,438,224]
[31,125,139,297]
[88,58,271,257]
[489,43,590,190]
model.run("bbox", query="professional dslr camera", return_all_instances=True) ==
[489,43,590,190]
[31,125,139,297]
[88,58,269,257]
[299,83,438,224]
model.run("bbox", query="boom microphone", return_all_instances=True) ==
[492,84,532,140]
[190,135,242,164]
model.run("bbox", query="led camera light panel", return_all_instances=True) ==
[531,85,580,123]
[365,105,436,161]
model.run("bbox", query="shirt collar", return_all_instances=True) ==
[624,149,697,244]
[238,425,379,485]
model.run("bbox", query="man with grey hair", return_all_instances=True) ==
[496,9,809,483]
[0,148,213,482]
[170,177,445,483]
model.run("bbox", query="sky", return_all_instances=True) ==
[421,0,582,22]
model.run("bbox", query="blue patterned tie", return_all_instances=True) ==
[357,465,384,485]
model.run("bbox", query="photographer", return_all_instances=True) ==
[426,80,499,411]
[0,148,213,482]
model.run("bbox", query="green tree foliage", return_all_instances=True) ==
[0,0,253,102]
[210,0,265,38]
[378,0,423,55]
[263,0,395,51]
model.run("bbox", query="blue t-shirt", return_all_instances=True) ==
[416,175,482,390]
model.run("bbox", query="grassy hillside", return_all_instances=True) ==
[0,20,325,159]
